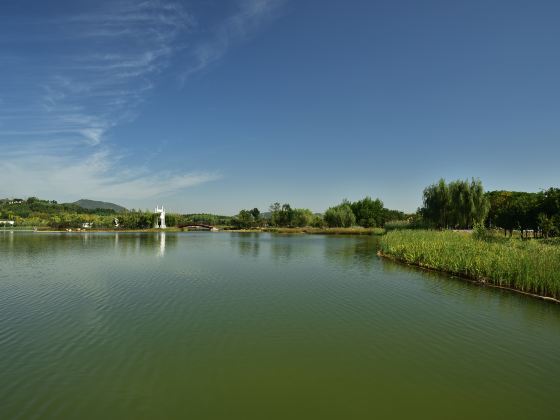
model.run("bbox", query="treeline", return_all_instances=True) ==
[232,198,408,229]
[178,213,232,226]
[0,197,117,219]
[7,182,559,236]
[419,179,560,237]
[0,197,169,230]
[0,197,119,228]
[114,213,232,229]
[487,189,560,237]
[0,197,235,229]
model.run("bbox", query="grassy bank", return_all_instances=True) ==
[379,230,560,301]
[261,227,385,235]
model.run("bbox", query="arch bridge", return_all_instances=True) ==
[178,223,217,231]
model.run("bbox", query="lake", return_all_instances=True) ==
[1,231,559,419]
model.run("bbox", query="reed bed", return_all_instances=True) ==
[383,220,412,231]
[379,230,560,301]
[264,227,385,235]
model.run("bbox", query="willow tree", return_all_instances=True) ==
[470,178,490,224]
[421,178,489,229]
[421,178,451,228]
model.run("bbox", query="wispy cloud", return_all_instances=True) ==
[0,146,221,202]
[181,0,284,81]
[0,0,283,204]
[1,0,191,148]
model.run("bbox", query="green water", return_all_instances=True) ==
[1,232,559,419]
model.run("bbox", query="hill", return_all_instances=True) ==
[73,199,127,212]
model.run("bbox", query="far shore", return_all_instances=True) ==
[23,227,386,235]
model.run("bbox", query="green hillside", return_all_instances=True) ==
[73,199,127,212]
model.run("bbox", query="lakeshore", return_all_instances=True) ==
[25,226,386,235]
[377,250,560,304]
[379,230,560,303]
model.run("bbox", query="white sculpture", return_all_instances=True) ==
[154,205,166,229]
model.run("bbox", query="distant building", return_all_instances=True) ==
[9,199,23,205]
[82,222,93,229]
[0,220,15,226]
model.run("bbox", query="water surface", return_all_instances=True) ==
[1,232,559,419]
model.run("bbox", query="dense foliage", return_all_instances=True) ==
[350,197,385,228]
[0,197,116,218]
[324,202,356,228]
[486,189,560,237]
[418,179,560,237]
[181,213,232,226]
[324,198,408,228]
[236,198,409,229]
[420,178,489,229]
[0,197,118,228]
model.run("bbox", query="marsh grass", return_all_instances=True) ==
[379,230,560,300]
[384,220,412,231]
[264,227,385,235]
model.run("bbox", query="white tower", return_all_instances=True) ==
[154,205,166,229]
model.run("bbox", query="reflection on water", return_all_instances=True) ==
[157,232,166,257]
[231,233,261,258]
[322,235,378,268]
[232,233,378,268]
[0,231,177,259]
[230,233,378,266]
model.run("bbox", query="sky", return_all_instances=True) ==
[1,0,559,215]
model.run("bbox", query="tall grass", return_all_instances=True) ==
[379,230,560,300]
[384,220,411,231]
[264,227,385,235]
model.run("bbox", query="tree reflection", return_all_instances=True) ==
[322,236,378,268]
[0,232,177,259]
[231,233,261,258]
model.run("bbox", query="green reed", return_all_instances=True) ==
[379,230,560,300]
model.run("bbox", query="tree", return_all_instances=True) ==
[350,197,385,227]
[537,213,554,238]
[470,178,490,224]
[421,178,489,229]
[420,179,450,228]
[270,203,294,227]
[487,191,540,237]
[165,213,177,227]
[311,215,326,228]
[291,208,314,227]
[249,208,260,222]
[324,202,355,227]
[232,210,255,229]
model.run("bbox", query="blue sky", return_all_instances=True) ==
[1,0,559,214]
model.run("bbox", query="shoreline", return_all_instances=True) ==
[9,228,560,304]
[377,250,560,305]
[26,227,385,235]
[228,227,385,235]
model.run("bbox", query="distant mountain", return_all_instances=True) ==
[73,199,127,212]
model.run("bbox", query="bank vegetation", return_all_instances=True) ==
[379,229,560,301]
